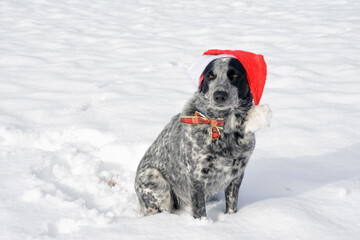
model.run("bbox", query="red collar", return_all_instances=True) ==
[180,111,224,140]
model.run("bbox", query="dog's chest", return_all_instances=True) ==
[186,123,255,195]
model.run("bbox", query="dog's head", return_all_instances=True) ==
[198,58,252,109]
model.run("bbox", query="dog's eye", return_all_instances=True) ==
[227,70,238,80]
[207,72,216,79]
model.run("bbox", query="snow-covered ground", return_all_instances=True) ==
[1,0,360,239]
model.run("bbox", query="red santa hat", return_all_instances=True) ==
[187,49,267,105]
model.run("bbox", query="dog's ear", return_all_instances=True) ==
[199,60,216,94]
[237,73,251,100]
[199,78,209,94]
[228,59,251,100]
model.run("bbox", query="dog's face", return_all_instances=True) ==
[199,58,251,109]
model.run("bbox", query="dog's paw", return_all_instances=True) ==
[244,104,272,133]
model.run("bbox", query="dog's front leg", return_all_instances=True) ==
[225,172,244,214]
[191,178,206,219]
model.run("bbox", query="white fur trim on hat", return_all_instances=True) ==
[187,54,235,87]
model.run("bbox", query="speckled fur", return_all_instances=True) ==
[135,58,255,218]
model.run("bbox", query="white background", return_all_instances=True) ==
[1,0,359,239]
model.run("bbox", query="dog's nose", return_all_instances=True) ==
[213,91,228,103]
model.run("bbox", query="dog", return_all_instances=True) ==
[135,54,270,219]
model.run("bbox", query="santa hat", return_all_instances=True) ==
[187,49,267,105]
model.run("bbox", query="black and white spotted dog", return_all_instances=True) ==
[135,56,270,218]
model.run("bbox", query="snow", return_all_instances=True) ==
[1,0,360,239]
